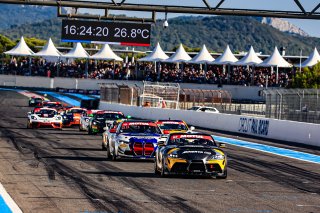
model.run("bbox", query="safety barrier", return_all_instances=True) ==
[99,102,320,147]
[0,74,264,101]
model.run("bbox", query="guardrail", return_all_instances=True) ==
[99,102,320,147]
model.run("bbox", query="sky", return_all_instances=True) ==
[80,0,320,37]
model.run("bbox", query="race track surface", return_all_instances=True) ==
[0,90,320,213]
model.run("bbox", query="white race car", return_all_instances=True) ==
[27,108,63,129]
[103,121,166,160]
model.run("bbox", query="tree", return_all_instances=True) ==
[292,62,320,88]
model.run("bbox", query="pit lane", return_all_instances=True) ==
[0,90,320,212]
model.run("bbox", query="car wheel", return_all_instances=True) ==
[105,142,112,160]
[154,159,160,176]
[88,127,93,135]
[111,147,117,161]
[216,170,227,179]
[102,136,107,150]
[160,159,167,178]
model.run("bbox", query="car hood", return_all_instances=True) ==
[169,146,221,160]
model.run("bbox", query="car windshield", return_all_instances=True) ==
[43,103,62,108]
[188,106,200,111]
[96,113,125,120]
[34,98,43,103]
[67,109,85,114]
[159,123,188,130]
[168,135,215,146]
[37,109,57,118]
[121,124,161,134]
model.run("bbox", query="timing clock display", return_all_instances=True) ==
[61,19,151,46]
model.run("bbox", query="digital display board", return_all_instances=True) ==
[61,19,151,46]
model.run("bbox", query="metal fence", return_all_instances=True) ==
[263,89,320,123]
[100,82,232,109]
[100,84,320,124]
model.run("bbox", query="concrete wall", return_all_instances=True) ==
[0,74,264,100]
[99,102,320,147]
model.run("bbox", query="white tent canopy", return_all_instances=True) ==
[33,38,61,57]
[258,47,292,67]
[138,43,169,62]
[163,44,191,63]
[189,44,214,64]
[210,45,238,65]
[4,36,34,56]
[233,46,263,66]
[300,47,320,67]
[62,42,90,59]
[90,44,123,61]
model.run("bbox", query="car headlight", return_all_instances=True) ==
[31,116,37,120]
[63,116,67,119]
[168,151,179,158]
[85,118,89,122]
[93,121,97,125]
[56,116,62,120]
[119,140,129,144]
[210,153,225,160]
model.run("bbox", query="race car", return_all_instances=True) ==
[28,96,45,107]
[79,110,101,131]
[104,121,164,160]
[42,101,64,112]
[27,108,63,129]
[154,133,227,178]
[155,120,195,135]
[88,111,126,135]
[61,107,87,127]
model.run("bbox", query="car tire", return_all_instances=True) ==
[111,148,117,161]
[88,127,93,135]
[160,159,167,178]
[106,142,112,160]
[154,159,160,176]
[102,142,107,150]
[216,170,227,179]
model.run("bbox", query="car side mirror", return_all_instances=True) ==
[126,115,132,119]
[88,114,93,117]
[190,126,195,131]
[219,143,226,148]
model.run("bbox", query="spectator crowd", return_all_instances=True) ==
[1,57,294,88]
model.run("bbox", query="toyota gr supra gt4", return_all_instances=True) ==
[61,107,87,127]
[104,121,165,160]
[27,108,63,129]
[79,109,101,131]
[156,120,195,135]
[154,133,227,178]
[88,111,126,135]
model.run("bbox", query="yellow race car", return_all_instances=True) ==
[154,133,227,178]
[155,120,195,135]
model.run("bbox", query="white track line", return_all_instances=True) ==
[0,183,23,213]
